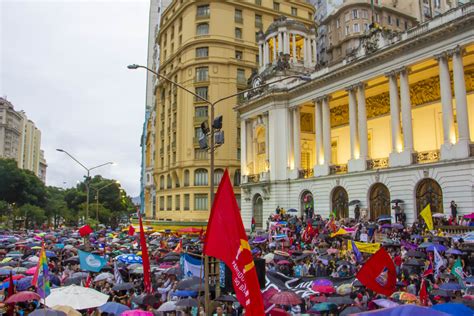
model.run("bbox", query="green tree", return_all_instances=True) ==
[16,204,46,228]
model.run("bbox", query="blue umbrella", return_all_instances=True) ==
[45,251,57,258]
[0,269,14,276]
[16,276,33,291]
[439,283,463,291]
[446,248,463,255]
[310,302,338,312]
[0,280,17,290]
[378,214,392,220]
[465,276,474,283]
[355,305,449,316]
[427,244,447,252]
[99,302,130,315]
[171,290,198,297]
[431,303,473,316]
[116,254,142,264]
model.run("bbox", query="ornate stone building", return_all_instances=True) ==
[237,3,474,230]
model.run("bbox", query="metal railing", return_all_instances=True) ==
[330,164,348,175]
[298,169,314,179]
[247,174,260,183]
[414,150,440,164]
[367,157,389,170]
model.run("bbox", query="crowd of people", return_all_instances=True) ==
[0,205,473,316]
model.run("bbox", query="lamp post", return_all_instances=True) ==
[127,63,310,313]
[91,180,120,224]
[56,149,114,221]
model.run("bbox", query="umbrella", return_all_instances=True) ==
[340,306,365,315]
[277,260,291,265]
[446,248,463,255]
[431,303,473,315]
[463,213,474,219]
[116,254,142,264]
[312,279,333,287]
[269,291,302,305]
[263,253,275,263]
[26,267,37,275]
[93,272,114,282]
[176,298,199,307]
[391,223,404,229]
[63,256,79,264]
[427,244,447,252]
[98,302,130,315]
[29,310,66,316]
[71,272,89,279]
[390,292,418,302]
[0,269,13,276]
[354,305,450,316]
[432,289,452,297]
[112,282,135,291]
[377,214,392,220]
[312,285,336,294]
[326,296,353,305]
[121,311,154,316]
[419,242,434,248]
[349,200,361,206]
[17,276,33,291]
[63,277,83,286]
[45,285,109,309]
[391,199,404,203]
[403,259,425,266]
[337,284,353,295]
[373,298,399,308]
[268,307,290,316]
[406,250,426,258]
[177,277,203,291]
[131,294,160,306]
[309,302,337,312]
[433,213,446,218]
[5,291,40,303]
[157,301,177,312]
[171,290,198,298]
[440,273,457,281]
[178,227,202,234]
[215,294,238,302]
[440,283,463,291]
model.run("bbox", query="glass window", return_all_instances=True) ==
[196,47,209,57]
[195,87,208,101]
[194,168,208,186]
[194,194,208,210]
[396,18,400,27]
[160,175,164,189]
[234,169,241,186]
[195,149,208,160]
[352,9,358,19]
[404,21,408,30]
[255,0,261,5]
[235,194,241,210]
[336,19,340,28]
[184,194,190,210]
[353,23,360,33]
[235,27,242,39]
[273,2,280,11]
[195,106,208,117]
[175,195,180,210]
[159,196,164,210]
[166,196,172,210]
[362,10,368,19]
[345,12,350,22]
[255,14,262,28]
[195,127,204,139]
[235,50,243,60]
[237,69,246,84]
[235,9,243,23]
[388,15,392,25]
[345,25,350,35]
[167,174,172,189]
[184,169,190,186]
[291,7,297,16]
[196,5,210,18]
[213,169,224,185]
[196,23,209,35]
[195,67,209,81]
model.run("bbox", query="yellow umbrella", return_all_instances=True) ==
[52,305,81,316]
[31,246,42,250]
[0,257,12,264]
[136,251,142,256]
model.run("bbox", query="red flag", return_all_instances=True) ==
[138,211,152,293]
[173,240,183,253]
[423,260,434,277]
[204,170,264,316]
[128,225,136,236]
[356,248,396,296]
[419,279,428,306]
[84,273,92,288]
[7,271,15,297]
[78,225,93,237]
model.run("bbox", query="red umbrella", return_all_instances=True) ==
[277,260,291,265]
[268,307,290,316]
[312,285,336,294]
[178,227,202,234]
[4,291,40,304]
[4,275,25,282]
[310,295,328,303]
[269,291,302,306]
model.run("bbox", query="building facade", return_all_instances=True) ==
[143,0,315,226]
[0,97,47,182]
[237,3,474,230]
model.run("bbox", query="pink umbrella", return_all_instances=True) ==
[312,279,333,287]
[464,213,474,219]
[5,291,40,303]
[26,267,37,275]
[312,285,336,294]
[121,310,154,316]
[327,248,339,255]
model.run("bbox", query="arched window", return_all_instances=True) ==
[234,169,241,186]
[331,186,349,219]
[167,175,172,189]
[213,169,224,185]
[160,176,164,189]
[416,178,443,216]
[194,169,208,186]
[184,170,190,187]
[369,183,390,221]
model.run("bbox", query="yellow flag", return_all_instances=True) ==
[330,228,349,238]
[420,204,434,230]
[348,240,381,254]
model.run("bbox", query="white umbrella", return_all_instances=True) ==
[432,213,446,218]
[93,272,114,282]
[28,256,39,263]
[157,301,176,312]
[46,285,109,309]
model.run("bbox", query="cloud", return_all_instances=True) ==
[1,0,150,196]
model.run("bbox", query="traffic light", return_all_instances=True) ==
[200,121,210,135]
[215,131,224,145]
[212,115,223,130]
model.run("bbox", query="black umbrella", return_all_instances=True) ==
[63,256,79,264]
[406,250,426,258]
[132,294,160,306]
[30,309,66,316]
[112,282,135,291]
[336,260,351,266]
[431,289,451,297]
[215,294,238,302]
[391,199,404,203]
[176,298,199,308]
[439,273,457,281]
[340,306,365,315]
[348,200,361,206]
[352,279,363,287]
[327,296,353,305]
[63,276,83,286]
[403,259,424,266]
[177,277,204,291]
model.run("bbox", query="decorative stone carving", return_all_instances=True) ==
[300,112,314,133]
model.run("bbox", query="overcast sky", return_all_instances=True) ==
[1,0,150,196]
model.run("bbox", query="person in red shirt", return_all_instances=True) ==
[393,251,402,276]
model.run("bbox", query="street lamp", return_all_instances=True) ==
[127,63,311,312]
[91,180,120,224]
[56,148,114,221]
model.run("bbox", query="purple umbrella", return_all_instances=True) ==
[426,244,446,252]
[446,248,462,255]
[372,298,399,308]
[16,276,33,291]
[312,279,333,287]
[381,224,392,229]
[354,304,450,316]
[439,282,463,291]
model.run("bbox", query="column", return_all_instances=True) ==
[264,41,269,66]
[293,107,301,171]
[387,71,402,153]
[246,120,254,174]
[292,33,297,63]
[285,31,290,54]
[272,36,277,63]
[303,37,309,67]
[436,53,455,145]
[313,38,318,65]
[282,32,287,54]
[348,87,359,159]
[322,97,332,166]
[452,46,470,143]
[258,44,263,68]
[287,108,294,171]
[277,32,283,54]
[400,68,414,152]
[264,113,270,171]
[241,120,247,176]
[314,99,323,165]
[357,83,368,159]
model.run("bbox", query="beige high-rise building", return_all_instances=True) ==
[0,97,47,182]
[143,0,315,227]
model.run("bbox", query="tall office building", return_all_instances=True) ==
[142,0,315,227]
[0,98,23,162]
